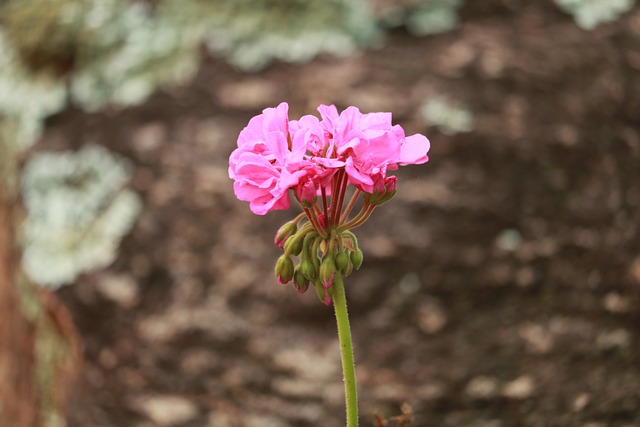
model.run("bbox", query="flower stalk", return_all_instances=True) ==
[229,102,430,427]
[333,273,358,427]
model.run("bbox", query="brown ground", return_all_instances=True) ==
[41,2,640,426]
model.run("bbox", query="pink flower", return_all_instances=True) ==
[229,102,310,215]
[229,102,430,216]
[289,114,325,157]
[316,105,430,193]
[232,152,305,215]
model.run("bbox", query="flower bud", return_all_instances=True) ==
[334,250,349,273]
[293,268,309,294]
[299,257,316,280]
[274,220,298,248]
[324,291,332,306]
[295,180,317,208]
[343,254,353,276]
[364,175,397,206]
[377,176,397,205]
[314,280,333,306]
[310,236,322,270]
[319,255,335,289]
[283,232,304,256]
[350,248,363,270]
[275,255,294,284]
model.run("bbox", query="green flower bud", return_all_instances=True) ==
[334,250,349,272]
[363,176,397,206]
[299,257,316,280]
[350,248,363,270]
[319,255,336,288]
[376,189,396,205]
[310,236,322,270]
[293,268,309,294]
[274,220,298,248]
[282,222,313,257]
[314,280,332,306]
[275,255,294,284]
[284,232,305,256]
[343,254,353,276]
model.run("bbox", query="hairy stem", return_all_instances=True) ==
[333,274,358,427]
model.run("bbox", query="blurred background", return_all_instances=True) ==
[1,0,639,426]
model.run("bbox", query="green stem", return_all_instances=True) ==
[339,204,375,232]
[333,274,358,427]
[292,212,306,225]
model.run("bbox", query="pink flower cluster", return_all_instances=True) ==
[229,102,430,215]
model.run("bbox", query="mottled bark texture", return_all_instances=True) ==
[0,183,40,427]
[0,141,80,427]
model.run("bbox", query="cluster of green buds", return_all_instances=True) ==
[275,217,364,306]
[270,165,400,305]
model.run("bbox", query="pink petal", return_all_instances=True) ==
[344,157,374,193]
[399,134,430,166]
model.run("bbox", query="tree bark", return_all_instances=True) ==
[0,136,80,426]
[0,185,41,427]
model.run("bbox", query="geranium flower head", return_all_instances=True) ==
[229,102,430,301]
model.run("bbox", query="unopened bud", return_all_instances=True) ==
[283,232,305,256]
[293,268,310,294]
[275,255,294,284]
[319,255,335,289]
[364,175,397,206]
[314,280,333,306]
[295,180,317,208]
[350,248,363,270]
[274,220,298,248]
[324,291,332,306]
[299,257,316,280]
[334,251,349,272]
[377,176,397,205]
[343,255,353,276]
